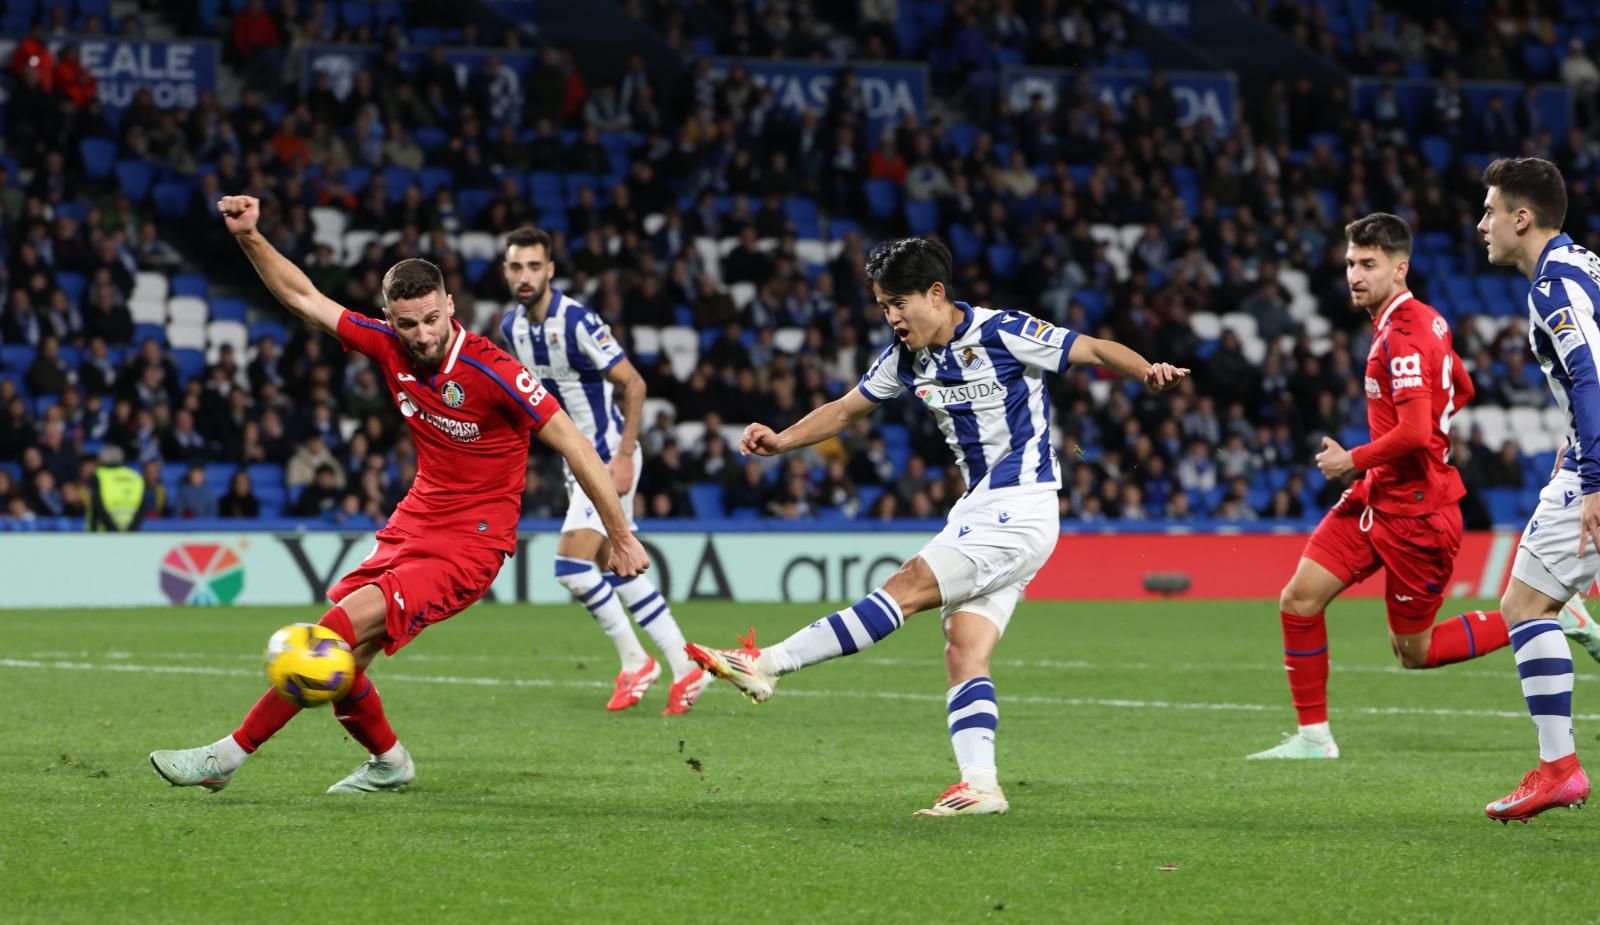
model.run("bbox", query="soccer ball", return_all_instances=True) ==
[264,623,355,707]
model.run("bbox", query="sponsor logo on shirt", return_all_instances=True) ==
[915,380,1004,407]
[418,409,481,443]
[1389,353,1423,390]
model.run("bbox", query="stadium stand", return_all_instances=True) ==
[0,0,1593,534]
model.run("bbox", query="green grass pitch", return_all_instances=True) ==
[2,598,1597,923]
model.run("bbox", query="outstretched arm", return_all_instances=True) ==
[740,387,877,457]
[1067,334,1189,391]
[218,195,345,337]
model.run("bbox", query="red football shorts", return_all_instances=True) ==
[1304,492,1463,635]
[327,526,507,655]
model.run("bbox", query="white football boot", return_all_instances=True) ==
[326,743,415,794]
[149,744,238,792]
[1558,592,1600,664]
[1246,732,1340,760]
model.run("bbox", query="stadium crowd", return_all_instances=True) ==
[0,0,1597,530]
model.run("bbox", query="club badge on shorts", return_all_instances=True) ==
[441,380,465,408]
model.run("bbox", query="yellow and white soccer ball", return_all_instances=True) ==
[264,623,355,707]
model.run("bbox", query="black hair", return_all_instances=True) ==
[863,237,954,298]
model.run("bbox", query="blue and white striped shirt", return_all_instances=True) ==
[857,302,1078,496]
[502,289,627,462]
[1529,232,1600,493]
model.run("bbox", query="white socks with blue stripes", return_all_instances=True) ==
[556,556,649,672]
[1511,618,1576,761]
[947,677,999,791]
[761,589,906,675]
[606,573,693,678]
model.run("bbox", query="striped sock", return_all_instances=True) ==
[607,573,693,678]
[761,589,906,675]
[555,556,648,672]
[1511,618,1576,762]
[947,677,999,791]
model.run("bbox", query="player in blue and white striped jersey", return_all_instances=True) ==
[686,237,1188,816]
[1477,157,1598,821]
[500,227,711,716]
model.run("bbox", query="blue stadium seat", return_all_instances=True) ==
[382,166,417,202]
[151,180,193,219]
[1483,486,1524,525]
[564,173,599,205]
[1419,136,1453,174]
[250,320,288,346]
[864,179,900,220]
[784,196,821,238]
[456,187,494,221]
[417,166,453,197]
[986,243,1019,281]
[538,210,570,235]
[209,296,248,323]
[1,344,36,372]
[1523,42,1556,79]
[76,0,111,17]
[374,1,404,25]
[828,217,862,240]
[133,323,166,347]
[114,159,157,201]
[948,223,981,264]
[944,121,980,158]
[343,165,373,193]
[54,201,88,223]
[414,125,448,152]
[465,257,491,283]
[173,349,206,383]
[79,137,117,180]
[856,484,886,513]
[58,345,81,370]
[339,1,374,29]
[1338,425,1371,447]
[204,463,236,489]
[56,272,86,308]
[688,482,726,518]
[171,273,209,299]
[248,463,285,492]
[904,199,940,235]
[1075,289,1108,323]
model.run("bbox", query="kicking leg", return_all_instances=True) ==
[685,556,940,703]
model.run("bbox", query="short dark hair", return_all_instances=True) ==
[864,237,953,298]
[505,225,553,255]
[1483,156,1567,231]
[1344,212,1412,257]
[381,258,444,304]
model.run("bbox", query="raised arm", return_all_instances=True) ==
[1066,334,1189,391]
[218,195,346,337]
[740,387,877,457]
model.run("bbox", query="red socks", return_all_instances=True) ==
[1424,610,1510,668]
[232,604,397,755]
[333,671,398,755]
[1281,610,1330,726]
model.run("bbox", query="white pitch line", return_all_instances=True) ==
[1,657,1594,722]
[20,650,1595,683]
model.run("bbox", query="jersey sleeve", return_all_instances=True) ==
[336,308,401,358]
[856,342,908,403]
[993,312,1079,373]
[472,345,562,433]
[574,313,626,372]
[1532,276,1600,493]
[1377,324,1439,406]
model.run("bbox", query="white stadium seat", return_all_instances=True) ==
[728,282,756,309]
[311,207,347,256]
[673,421,706,450]
[130,297,167,325]
[166,321,206,350]
[773,327,807,353]
[794,239,829,267]
[1219,312,1259,341]
[641,397,675,426]
[132,271,168,303]
[643,213,666,236]
[206,320,248,356]
[167,296,209,327]
[457,231,498,260]
[1190,311,1222,340]
[660,326,699,381]
[631,325,662,357]
[342,230,378,263]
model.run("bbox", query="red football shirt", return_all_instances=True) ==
[336,309,560,552]
[1356,290,1468,516]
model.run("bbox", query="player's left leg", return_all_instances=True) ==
[914,604,1010,817]
[686,558,935,703]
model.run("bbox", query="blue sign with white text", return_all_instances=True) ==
[1003,67,1237,135]
[1123,0,1193,34]
[709,57,928,135]
[0,36,218,110]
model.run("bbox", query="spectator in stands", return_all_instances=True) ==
[218,470,259,519]
[54,45,96,108]
[292,463,342,517]
[173,463,219,518]
[1563,38,1600,129]
[231,0,282,67]
[286,433,341,489]
[26,336,72,397]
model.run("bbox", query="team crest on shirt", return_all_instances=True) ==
[441,380,466,408]
[548,332,562,351]
[959,346,985,371]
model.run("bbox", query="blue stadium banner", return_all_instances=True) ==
[709,57,929,134]
[0,35,219,110]
[1003,67,1237,135]
[1123,0,1193,35]
[1350,77,1571,146]
[302,43,537,100]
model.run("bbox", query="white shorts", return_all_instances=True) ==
[560,445,640,536]
[917,486,1059,635]
[1511,469,1599,602]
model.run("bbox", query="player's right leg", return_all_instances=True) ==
[1483,503,1589,822]
[553,526,659,711]
[685,556,938,703]
[150,583,400,792]
[1246,556,1352,760]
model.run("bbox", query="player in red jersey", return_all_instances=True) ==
[149,195,648,794]
[1247,212,1503,759]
